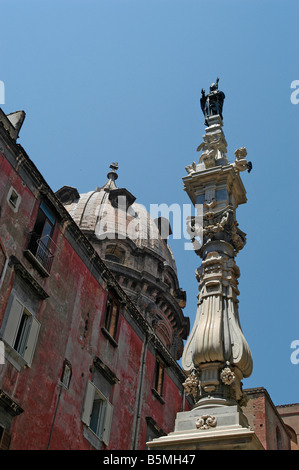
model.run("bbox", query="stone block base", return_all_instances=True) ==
[147,405,264,451]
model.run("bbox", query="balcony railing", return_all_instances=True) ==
[25,232,54,275]
[35,238,54,272]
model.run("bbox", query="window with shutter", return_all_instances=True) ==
[0,426,11,450]
[25,201,55,274]
[104,293,120,339]
[151,357,166,404]
[0,294,40,368]
[2,296,24,348]
[82,380,113,447]
[23,316,40,367]
[154,358,165,396]
[102,400,113,446]
[61,360,72,389]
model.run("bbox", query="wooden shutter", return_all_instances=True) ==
[82,380,96,426]
[23,316,40,366]
[2,296,23,348]
[102,401,113,446]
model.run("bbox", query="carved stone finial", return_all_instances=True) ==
[102,162,119,192]
[109,162,119,171]
[106,162,119,183]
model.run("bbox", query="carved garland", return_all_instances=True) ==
[182,369,199,400]
[220,366,236,385]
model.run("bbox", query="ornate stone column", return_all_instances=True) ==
[182,116,253,409]
[147,80,263,450]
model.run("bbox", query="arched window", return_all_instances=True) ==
[105,245,125,264]
[153,315,173,348]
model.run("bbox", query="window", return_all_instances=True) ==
[13,308,31,356]
[9,190,18,207]
[151,357,165,404]
[153,315,173,348]
[153,357,165,398]
[0,341,4,365]
[104,293,120,340]
[145,417,166,449]
[0,425,11,450]
[90,392,106,436]
[7,186,21,212]
[0,242,8,289]
[1,295,40,367]
[82,381,113,446]
[61,360,72,389]
[105,245,125,264]
[26,202,55,273]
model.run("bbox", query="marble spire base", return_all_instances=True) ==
[147,404,264,451]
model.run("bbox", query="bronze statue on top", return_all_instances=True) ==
[200,77,225,126]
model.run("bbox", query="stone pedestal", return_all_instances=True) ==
[147,404,264,450]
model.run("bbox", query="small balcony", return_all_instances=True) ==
[24,232,54,277]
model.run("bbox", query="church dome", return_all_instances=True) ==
[64,190,177,275]
[56,164,189,359]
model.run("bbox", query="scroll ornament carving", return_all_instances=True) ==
[196,415,217,430]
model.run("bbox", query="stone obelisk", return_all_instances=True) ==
[147,79,263,450]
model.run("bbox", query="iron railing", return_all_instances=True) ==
[27,232,54,273]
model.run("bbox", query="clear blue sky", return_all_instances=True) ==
[1,0,298,406]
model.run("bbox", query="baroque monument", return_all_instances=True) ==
[147,79,263,450]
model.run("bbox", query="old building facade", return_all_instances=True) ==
[0,108,191,450]
[243,388,297,450]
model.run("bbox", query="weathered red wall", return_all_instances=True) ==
[243,389,291,450]
[0,150,189,450]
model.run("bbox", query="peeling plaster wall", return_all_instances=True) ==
[0,126,191,450]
